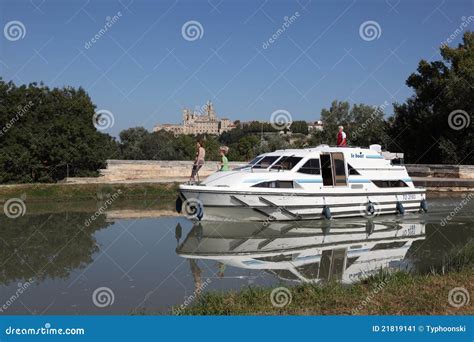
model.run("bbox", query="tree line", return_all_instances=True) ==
[0,32,472,183]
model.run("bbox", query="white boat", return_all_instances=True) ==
[176,218,426,284]
[177,144,428,221]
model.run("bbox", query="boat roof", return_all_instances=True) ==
[255,145,404,160]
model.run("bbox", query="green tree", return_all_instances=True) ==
[388,32,474,164]
[0,80,118,183]
[289,120,308,134]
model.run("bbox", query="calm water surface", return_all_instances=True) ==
[1,194,473,314]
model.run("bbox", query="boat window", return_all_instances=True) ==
[252,180,294,188]
[297,159,320,175]
[252,156,280,169]
[347,163,360,175]
[249,156,263,165]
[371,241,407,250]
[270,156,303,171]
[233,156,263,170]
[295,262,320,279]
[372,180,408,188]
[332,153,347,186]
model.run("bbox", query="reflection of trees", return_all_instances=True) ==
[0,212,111,286]
[407,223,473,273]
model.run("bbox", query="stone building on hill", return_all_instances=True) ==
[153,101,234,135]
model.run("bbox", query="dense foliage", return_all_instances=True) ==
[388,32,474,164]
[0,80,117,183]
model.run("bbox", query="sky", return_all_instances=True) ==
[0,0,473,136]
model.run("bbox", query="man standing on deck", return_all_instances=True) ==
[337,126,347,146]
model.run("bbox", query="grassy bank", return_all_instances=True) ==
[0,182,179,202]
[175,269,473,315]
[175,244,474,315]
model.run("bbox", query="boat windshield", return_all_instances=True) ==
[252,156,280,169]
[233,156,264,170]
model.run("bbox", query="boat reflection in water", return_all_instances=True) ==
[176,217,426,284]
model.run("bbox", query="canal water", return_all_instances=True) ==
[1,194,472,314]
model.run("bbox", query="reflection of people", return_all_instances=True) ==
[189,259,202,295]
[189,141,206,183]
[337,126,347,146]
[216,262,226,278]
[217,146,229,171]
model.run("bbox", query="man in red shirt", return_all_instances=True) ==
[337,125,347,146]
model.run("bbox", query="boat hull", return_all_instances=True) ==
[178,186,427,221]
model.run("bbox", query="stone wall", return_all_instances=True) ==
[405,164,474,179]
[99,160,245,182]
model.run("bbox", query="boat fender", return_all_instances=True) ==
[420,199,428,212]
[366,202,375,216]
[196,206,204,221]
[322,206,331,220]
[175,196,183,213]
[396,201,405,215]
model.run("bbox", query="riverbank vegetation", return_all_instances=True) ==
[0,182,178,203]
[174,242,474,315]
[1,32,473,184]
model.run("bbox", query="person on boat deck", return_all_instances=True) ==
[337,125,347,146]
[189,141,206,183]
[217,146,230,171]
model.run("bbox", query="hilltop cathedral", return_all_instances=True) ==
[153,101,234,135]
